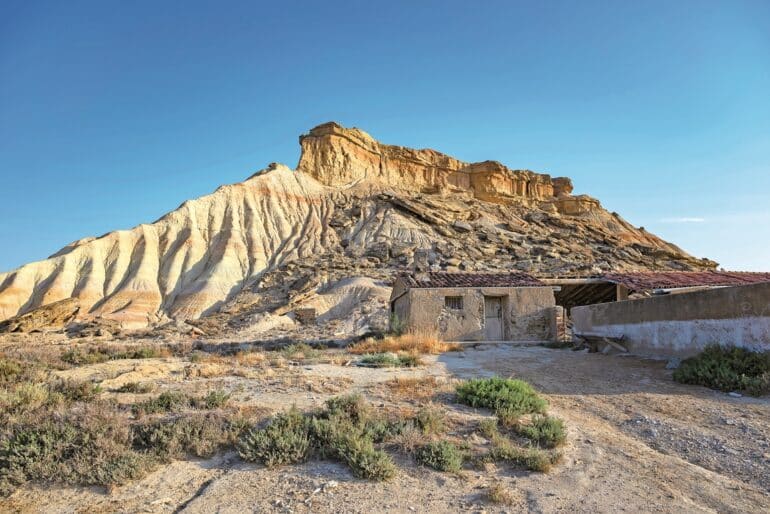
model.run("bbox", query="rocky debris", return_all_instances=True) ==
[65,317,122,339]
[0,298,80,333]
[622,413,770,492]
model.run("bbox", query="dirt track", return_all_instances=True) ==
[5,344,769,513]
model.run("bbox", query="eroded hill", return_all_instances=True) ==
[0,122,715,331]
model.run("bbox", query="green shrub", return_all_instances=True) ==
[487,438,559,472]
[115,382,155,394]
[456,377,547,418]
[133,391,190,416]
[415,441,463,472]
[61,348,110,366]
[132,389,230,416]
[238,396,398,480]
[0,359,23,382]
[195,390,231,409]
[329,431,396,480]
[0,409,148,496]
[61,346,166,366]
[415,406,445,435]
[281,343,320,361]
[132,413,239,461]
[48,379,102,403]
[478,418,499,439]
[359,353,421,368]
[389,313,405,336]
[515,416,566,448]
[237,407,312,467]
[324,394,368,425]
[673,345,770,396]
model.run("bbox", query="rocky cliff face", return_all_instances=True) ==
[298,122,587,209]
[0,122,716,330]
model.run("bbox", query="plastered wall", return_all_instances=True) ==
[571,282,770,357]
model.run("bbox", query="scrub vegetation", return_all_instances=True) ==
[673,345,770,396]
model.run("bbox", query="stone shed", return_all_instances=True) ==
[390,272,557,342]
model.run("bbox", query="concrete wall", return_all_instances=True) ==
[571,282,770,357]
[394,286,555,342]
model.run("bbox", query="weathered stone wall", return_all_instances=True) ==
[571,282,770,357]
[395,286,555,341]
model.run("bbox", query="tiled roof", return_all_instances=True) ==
[601,271,770,292]
[401,272,544,288]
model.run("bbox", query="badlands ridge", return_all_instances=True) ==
[0,122,715,330]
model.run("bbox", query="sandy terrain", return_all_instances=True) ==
[3,344,769,513]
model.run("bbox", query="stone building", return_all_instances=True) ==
[390,272,556,342]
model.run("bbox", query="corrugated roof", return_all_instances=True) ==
[401,272,544,288]
[601,271,770,292]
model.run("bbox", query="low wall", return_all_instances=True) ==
[571,282,770,357]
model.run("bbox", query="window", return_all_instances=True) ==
[445,296,463,310]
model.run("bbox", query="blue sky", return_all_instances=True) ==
[1,0,768,271]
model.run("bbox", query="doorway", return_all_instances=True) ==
[484,296,503,340]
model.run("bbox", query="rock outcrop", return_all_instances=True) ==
[0,122,717,329]
[299,122,564,206]
[0,297,80,333]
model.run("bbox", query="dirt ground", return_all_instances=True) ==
[3,343,769,513]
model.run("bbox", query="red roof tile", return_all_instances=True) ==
[601,271,770,292]
[402,272,544,288]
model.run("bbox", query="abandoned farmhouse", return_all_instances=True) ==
[389,270,770,356]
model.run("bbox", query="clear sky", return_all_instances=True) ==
[1,1,768,272]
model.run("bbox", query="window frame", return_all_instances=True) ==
[444,296,464,311]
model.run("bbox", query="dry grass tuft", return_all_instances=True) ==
[234,351,267,367]
[349,330,461,355]
[386,376,449,400]
[486,481,517,505]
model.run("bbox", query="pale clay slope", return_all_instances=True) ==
[0,164,337,326]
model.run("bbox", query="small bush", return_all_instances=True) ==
[0,408,148,496]
[132,389,230,416]
[0,359,23,382]
[478,418,499,439]
[132,413,239,461]
[115,382,155,394]
[673,345,770,396]
[324,394,368,424]
[281,343,320,361]
[237,407,312,467]
[133,391,190,416]
[359,353,422,368]
[388,423,427,454]
[456,377,547,417]
[487,438,559,472]
[515,415,566,448]
[195,390,231,410]
[415,405,445,435]
[237,396,398,480]
[415,441,463,472]
[61,346,168,366]
[49,379,102,403]
[314,418,396,480]
[61,348,110,366]
[487,481,516,505]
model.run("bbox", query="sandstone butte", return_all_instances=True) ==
[0,122,716,328]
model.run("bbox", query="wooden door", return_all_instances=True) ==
[484,296,503,340]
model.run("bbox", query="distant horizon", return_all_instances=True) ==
[2,1,768,271]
